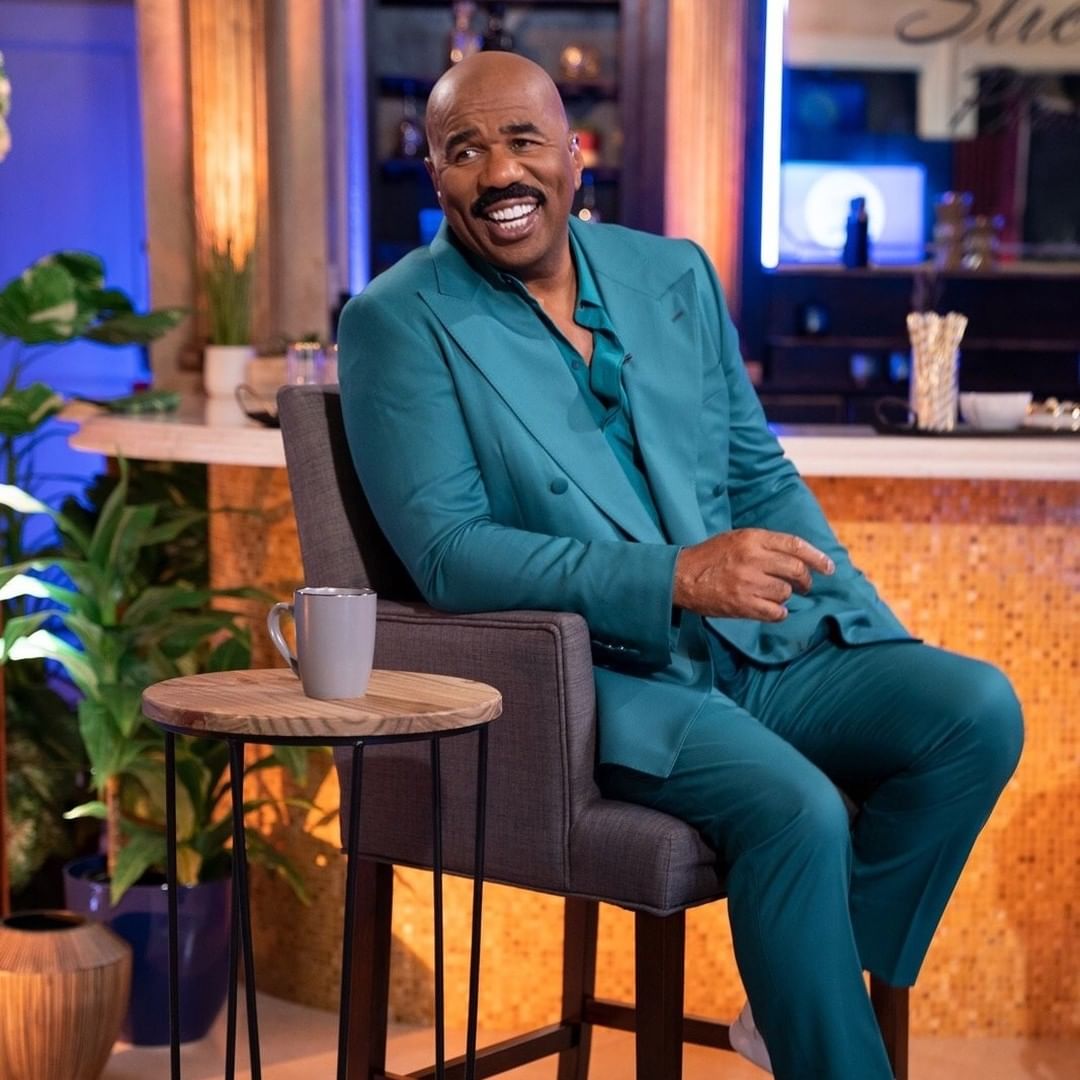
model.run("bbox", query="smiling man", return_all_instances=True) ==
[337,52,1023,1080]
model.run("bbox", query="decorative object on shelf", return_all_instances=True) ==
[202,238,255,399]
[285,340,327,386]
[959,391,1032,431]
[842,196,870,268]
[482,2,514,52]
[559,42,602,82]
[396,86,425,159]
[576,169,602,223]
[907,310,968,432]
[0,910,131,1080]
[797,301,830,336]
[574,128,601,168]
[962,213,1004,270]
[933,191,973,270]
[448,0,482,65]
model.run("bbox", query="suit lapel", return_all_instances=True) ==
[421,230,664,542]
[580,231,705,545]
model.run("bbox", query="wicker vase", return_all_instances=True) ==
[0,910,132,1080]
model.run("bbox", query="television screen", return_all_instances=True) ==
[779,162,927,265]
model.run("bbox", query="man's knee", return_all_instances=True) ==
[743,770,852,861]
[946,659,1024,789]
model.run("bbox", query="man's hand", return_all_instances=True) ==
[672,529,835,622]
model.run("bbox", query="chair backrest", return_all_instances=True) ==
[276,384,418,600]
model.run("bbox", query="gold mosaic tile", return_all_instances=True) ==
[211,465,1080,1038]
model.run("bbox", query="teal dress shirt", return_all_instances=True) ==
[483,233,664,534]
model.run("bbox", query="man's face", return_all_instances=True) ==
[426,70,583,281]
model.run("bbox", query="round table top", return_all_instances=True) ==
[142,668,502,743]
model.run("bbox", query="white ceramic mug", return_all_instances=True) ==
[267,587,376,700]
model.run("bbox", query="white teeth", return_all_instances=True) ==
[487,203,537,223]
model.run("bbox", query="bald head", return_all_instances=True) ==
[422,51,583,283]
[425,53,570,160]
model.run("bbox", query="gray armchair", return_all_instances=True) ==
[277,384,909,1080]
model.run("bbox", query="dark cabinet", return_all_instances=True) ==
[365,0,668,275]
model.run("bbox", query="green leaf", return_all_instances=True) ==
[84,308,187,345]
[206,634,250,673]
[138,509,207,548]
[6,627,98,695]
[50,251,105,289]
[110,830,166,905]
[85,463,132,569]
[0,383,65,437]
[0,261,86,343]
[0,485,92,553]
[98,683,146,739]
[73,389,181,415]
[64,800,108,821]
[121,585,213,627]
[0,557,105,611]
[0,571,80,611]
[243,830,310,905]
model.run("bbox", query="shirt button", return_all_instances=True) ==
[572,360,584,371]
[550,478,569,495]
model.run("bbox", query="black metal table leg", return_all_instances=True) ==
[229,740,262,1079]
[464,726,489,1080]
[337,739,365,1080]
[225,861,239,1080]
[165,732,181,1079]
[431,738,445,1080]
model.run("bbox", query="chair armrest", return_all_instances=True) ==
[337,600,597,893]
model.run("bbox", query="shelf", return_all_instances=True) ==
[378,75,618,102]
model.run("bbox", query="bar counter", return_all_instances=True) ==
[68,399,1080,1040]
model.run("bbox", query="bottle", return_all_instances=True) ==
[482,3,514,52]
[842,196,869,268]
[396,89,425,159]
[448,1,482,65]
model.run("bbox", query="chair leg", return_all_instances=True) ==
[345,859,394,1080]
[635,911,685,1080]
[557,898,599,1080]
[870,977,909,1080]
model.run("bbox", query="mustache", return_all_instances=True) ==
[471,184,546,218]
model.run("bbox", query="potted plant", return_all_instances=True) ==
[0,465,319,1044]
[0,251,185,906]
[201,238,255,400]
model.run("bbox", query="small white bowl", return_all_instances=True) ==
[958,392,1033,431]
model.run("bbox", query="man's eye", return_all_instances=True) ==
[452,147,479,163]
[511,138,539,150]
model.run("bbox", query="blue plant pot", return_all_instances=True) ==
[64,854,232,1045]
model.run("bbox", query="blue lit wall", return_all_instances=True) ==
[0,0,147,517]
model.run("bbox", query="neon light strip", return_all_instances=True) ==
[760,0,787,269]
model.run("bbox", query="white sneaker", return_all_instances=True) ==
[729,1001,773,1074]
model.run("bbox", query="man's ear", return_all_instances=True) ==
[424,157,442,203]
[569,134,584,191]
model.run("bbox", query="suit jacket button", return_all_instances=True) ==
[550,478,569,494]
[713,483,726,497]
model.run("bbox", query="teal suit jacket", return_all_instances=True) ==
[338,220,912,777]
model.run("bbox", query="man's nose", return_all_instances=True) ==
[478,144,525,189]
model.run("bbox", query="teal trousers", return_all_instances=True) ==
[598,636,1023,1080]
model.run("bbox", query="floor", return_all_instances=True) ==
[104,993,1080,1079]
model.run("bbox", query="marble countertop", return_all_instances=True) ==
[65,398,1080,481]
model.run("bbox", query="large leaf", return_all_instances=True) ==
[0,484,92,552]
[0,383,65,437]
[0,570,80,611]
[84,308,186,345]
[50,251,105,289]
[0,260,89,343]
[6,626,97,695]
[98,682,146,739]
[78,696,124,782]
[110,829,166,904]
[243,830,310,904]
[0,557,105,614]
[124,759,197,841]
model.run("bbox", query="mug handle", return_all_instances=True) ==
[266,602,299,676]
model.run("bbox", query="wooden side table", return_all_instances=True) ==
[142,668,502,1080]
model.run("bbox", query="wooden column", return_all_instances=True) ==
[665,0,750,313]
[187,0,271,342]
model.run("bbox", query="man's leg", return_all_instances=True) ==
[735,640,1024,987]
[599,698,895,1080]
